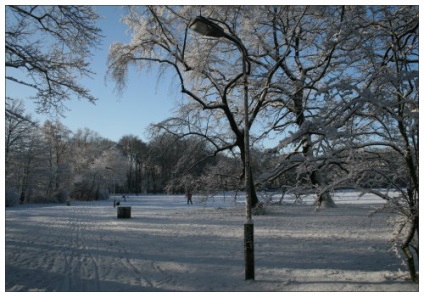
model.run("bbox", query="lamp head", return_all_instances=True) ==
[189,16,225,38]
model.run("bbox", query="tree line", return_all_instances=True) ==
[4,99,411,204]
[4,101,238,204]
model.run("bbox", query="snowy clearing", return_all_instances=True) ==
[5,191,419,292]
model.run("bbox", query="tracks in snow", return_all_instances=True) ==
[46,206,103,291]
[52,206,173,291]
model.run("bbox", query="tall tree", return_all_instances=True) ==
[69,128,124,200]
[107,6,320,207]
[5,98,40,204]
[5,98,35,165]
[250,6,356,207]
[16,126,47,204]
[118,135,148,194]
[42,120,72,197]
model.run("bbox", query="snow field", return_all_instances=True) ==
[5,193,419,292]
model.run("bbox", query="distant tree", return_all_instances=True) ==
[197,154,242,199]
[5,98,40,204]
[5,5,102,114]
[41,120,72,198]
[15,127,47,204]
[5,98,35,165]
[95,147,127,198]
[142,132,178,193]
[118,135,148,194]
[69,128,121,200]
[144,132,207,194]
[161,135,214,194]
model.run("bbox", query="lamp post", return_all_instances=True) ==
[189,16,254,280]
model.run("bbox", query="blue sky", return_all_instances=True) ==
[6,6,179,143]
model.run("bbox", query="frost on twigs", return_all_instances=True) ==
[6,6,102,115]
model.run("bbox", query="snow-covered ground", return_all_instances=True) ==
[5,191,419,292]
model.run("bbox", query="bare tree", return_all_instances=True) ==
[5,98,39,205]
[5,5,102,114]
[107,6,366,208]
[118,135,148,194]
[15,127,47,204]
[69,128,122,200]
[108,6,282,207]
[345,6,419,282]
[5,98,36,165]
[264,5,419,280]
[197,154,243,201]
[42,120,72,198]
[242,6,353,207]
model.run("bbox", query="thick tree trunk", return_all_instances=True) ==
[301,136,336,208]
[310,170,337,208]
[293,92,336,208]
[19,190,26,204]
[401,218,418,282]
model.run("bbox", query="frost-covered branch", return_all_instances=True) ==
[6,5,102,114]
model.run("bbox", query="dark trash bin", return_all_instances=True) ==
[117,206,131,219]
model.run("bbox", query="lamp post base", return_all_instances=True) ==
[244,222,255,280]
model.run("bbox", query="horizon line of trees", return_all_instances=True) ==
[5,98,410,205]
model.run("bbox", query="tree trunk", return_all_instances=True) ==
[310,170,337,208]
[293,92,336,209]
[402,217,418,282]
[19,190,26,204]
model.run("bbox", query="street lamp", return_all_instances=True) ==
[189,16,254,280]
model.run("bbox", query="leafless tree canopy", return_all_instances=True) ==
[6,5,103,115]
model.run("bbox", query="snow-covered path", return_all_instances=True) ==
[5,194,419,291]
